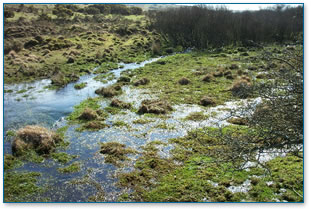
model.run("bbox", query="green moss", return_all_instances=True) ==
[55,126,69,140]
[51,152,77,164]
[4,171,43,202]
[20,150,45,164]
[133,118,155,124]
[54,126,70,148]
[67,97,101,122]
[16,89,27,94]
[130,52,239,105]
[6,130,16,137]
[100,142,137,167]
[104,106,122,115]
[4,154,23,170]
[74,82,87,89]
[113,121,130,128]
[184,111,209,121]
[4,89,13,93]
[154,122,175,130]
[58,162,81,173]
[248,155,303,202]
[75,120,108,132]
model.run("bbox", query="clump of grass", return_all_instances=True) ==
[184,111,209,121]
[104,106,123,115]
[16,89,27,94]
[99,141,136,166]
[110,99,132,109]
[6,130,16,137]
[138,99,173,115]
[178,77,191,85]
[113,121,130,128]
[12,125,63,157]
[67,97,101,122]
[74,82,87,90]
[154,122,175,130]
[77,121,109,132]
[51,152,77,164]
[95,85,122,97]
[133,118,154,124]
[58,162,81,173]
[4,89,13,93]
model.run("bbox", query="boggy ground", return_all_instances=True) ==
[67,45,302,202]
[4,43,303,202]
[4,5,303,203]
[4,4,177,88]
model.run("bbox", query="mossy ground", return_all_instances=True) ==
[51,152,77,164]
[99,141,137,166]
[74,82,87,90]
[4,4,165,87]
[125,49,258,106]
[117,126,303,202]
[4,171,44,202]
[67,97,102,122]
[4,5,302,202]
[58,161,81,173]
[4,154,23,170]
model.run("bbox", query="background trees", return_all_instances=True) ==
[150,5,303,48]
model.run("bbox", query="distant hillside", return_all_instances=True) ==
[127,4,182,11]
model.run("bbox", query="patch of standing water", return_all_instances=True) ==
[3,57,162,133]
[4,57,166,202]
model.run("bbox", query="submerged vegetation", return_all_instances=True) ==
[4,3,303,203]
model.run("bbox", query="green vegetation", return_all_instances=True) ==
[117,126,303,202]
[74,82,87,89]
[184,111,209,121]
[6,129,16,137]
[133,118,154,124]
[67,97,101,122]
[4,172,44,202]
[113,121,130,129]
[130,51,253,106]
[4,4,164,86]
[16,89,27,94]
[66,97,111,132]
[58,162,81,173]
[51,152,77,164]
[99,142,136,166]
[4,3,303,203]
[4,154,23,170]
[4,89,13,93]
[20,150,45,164]
[154,122,175,130]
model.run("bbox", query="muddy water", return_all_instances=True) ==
[4,55,263,202]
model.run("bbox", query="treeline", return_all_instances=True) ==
[150,5,303,48]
